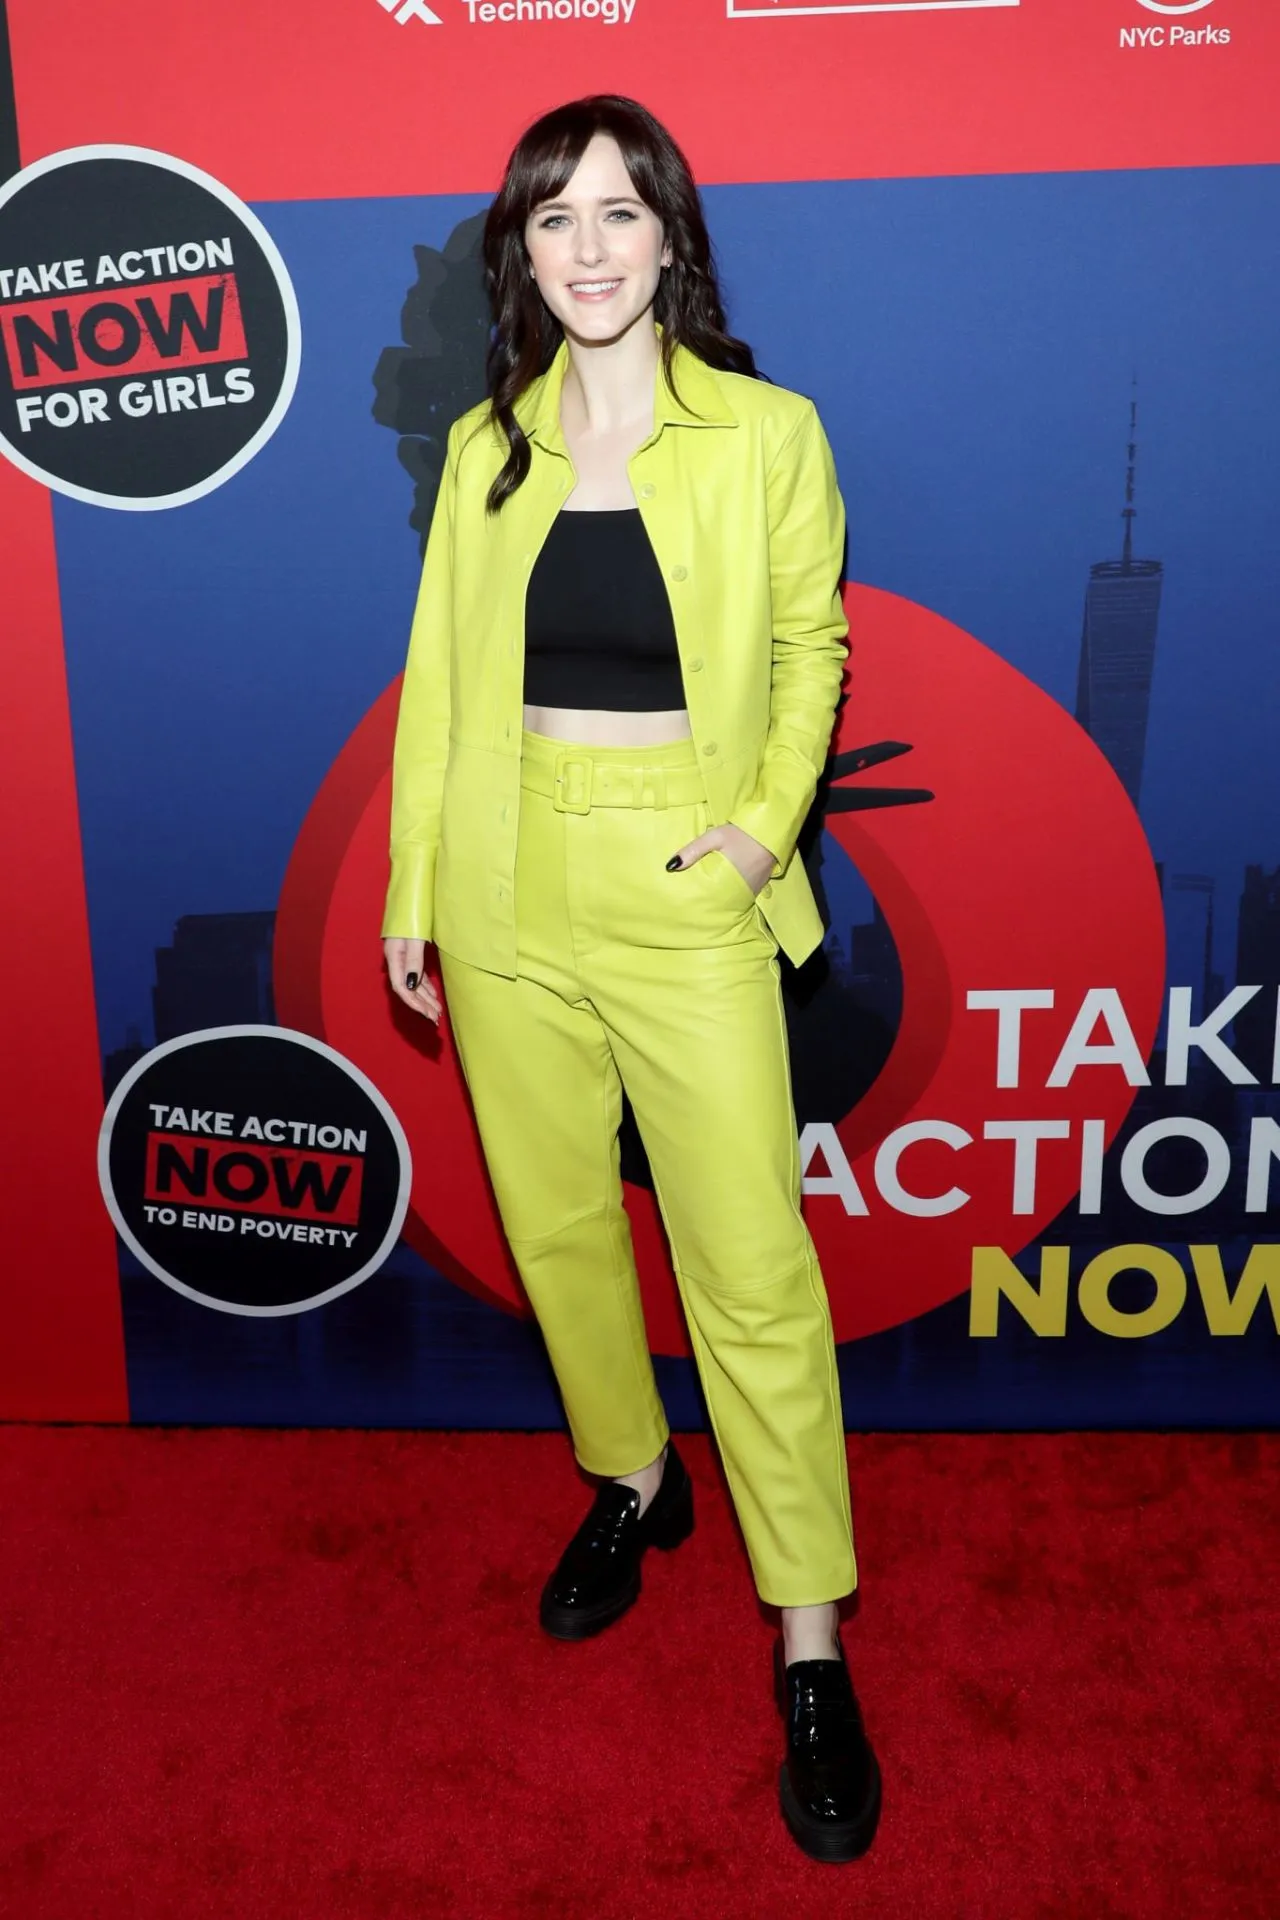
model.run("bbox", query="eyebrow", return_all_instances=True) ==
[533,195,644,212]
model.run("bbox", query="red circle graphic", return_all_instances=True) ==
[275,585,1165,1350]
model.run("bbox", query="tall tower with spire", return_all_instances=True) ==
[1074,391,1164,810]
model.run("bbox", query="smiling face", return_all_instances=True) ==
[524,131,672,344]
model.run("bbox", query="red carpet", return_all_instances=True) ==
[1,1428,1277,1920]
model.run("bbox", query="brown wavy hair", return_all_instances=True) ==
[479,94,758,514]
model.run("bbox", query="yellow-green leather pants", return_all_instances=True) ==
[437,730,857,1608]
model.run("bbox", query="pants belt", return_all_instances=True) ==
[522,747,707,813]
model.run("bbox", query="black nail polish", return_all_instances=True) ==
[405,971,419,991]
[665,855,682,872]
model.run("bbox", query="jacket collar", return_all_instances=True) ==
[516,322,738,454]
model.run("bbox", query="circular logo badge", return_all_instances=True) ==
[98,1027,411,1315]
[0,145,300,509]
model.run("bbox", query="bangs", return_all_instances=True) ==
[517,122,597,220]
[514,108,656,224]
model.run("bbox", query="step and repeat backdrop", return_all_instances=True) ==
[2,0,1277,1427]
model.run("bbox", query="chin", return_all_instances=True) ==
[560,304,653,344]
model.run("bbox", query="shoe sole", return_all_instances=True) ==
[538,1493,694,1641]
[778,1751,882,1863]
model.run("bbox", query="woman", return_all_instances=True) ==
[382,94,880,1864]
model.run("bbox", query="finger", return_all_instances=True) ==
[411,971,442,1012]
[387,938,425,991]
[665,832,711,871]
[414,985,442,1024]
[393,981,437,1021]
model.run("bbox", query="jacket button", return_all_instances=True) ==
[671,565,688,582]
[703,741,718,756]
[640,483,656,498]
[761,883,773,900]
[688,656,704,672]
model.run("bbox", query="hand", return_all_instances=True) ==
[666,822,776,896]
[384,937,443,1024]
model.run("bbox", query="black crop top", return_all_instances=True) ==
[523,507,685,711]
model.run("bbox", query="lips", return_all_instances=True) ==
[568,279,621,299]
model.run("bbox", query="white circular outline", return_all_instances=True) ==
[0,144,302,512]
[1134,0,1214,14]
[97,1025,412,1317]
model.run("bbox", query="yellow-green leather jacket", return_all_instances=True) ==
[382,326,849,973]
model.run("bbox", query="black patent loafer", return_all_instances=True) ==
[539,1440,694,1641]
[774,1636,882,1863]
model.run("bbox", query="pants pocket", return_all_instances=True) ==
[698,846,759,912]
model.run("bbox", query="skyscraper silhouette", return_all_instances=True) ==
[152,912,276,1042]
[1165,873,1216,1024]
[1234,866,1280,1084]
[1074,395,1164,809]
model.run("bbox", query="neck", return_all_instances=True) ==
[560,315,661,436]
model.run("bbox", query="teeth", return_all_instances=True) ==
[570,280,620,292]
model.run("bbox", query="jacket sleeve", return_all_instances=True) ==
[380,418,461,940]
[726,400,849,876]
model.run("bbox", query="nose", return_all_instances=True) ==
[574,222,608,267]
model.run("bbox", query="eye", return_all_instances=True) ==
[606,209,638,222]
[537,214,568,229]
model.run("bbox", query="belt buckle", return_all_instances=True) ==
[553,750,593,814]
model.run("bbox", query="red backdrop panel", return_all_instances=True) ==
[0,461,129,1420]
[6,0,1272,202]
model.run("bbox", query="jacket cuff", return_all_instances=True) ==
[381,841,438,942]
[727,766,818,878]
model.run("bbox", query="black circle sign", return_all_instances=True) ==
[0,146,300,509]
[99,1027,411,1316]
